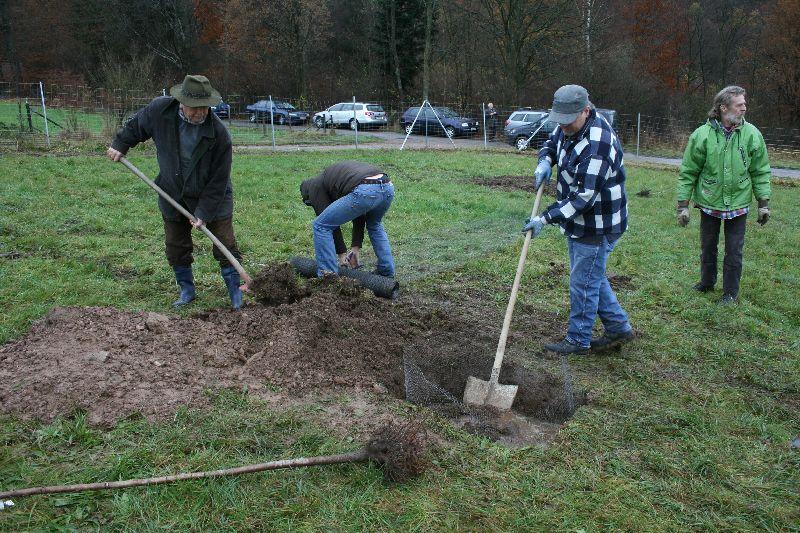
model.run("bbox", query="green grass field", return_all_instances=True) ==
[0,101,383,149]
[0,150,798,529]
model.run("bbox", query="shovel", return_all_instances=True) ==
[463,181,547,410]
[119,157,253,288]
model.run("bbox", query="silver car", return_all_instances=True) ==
[503,109,548,135]
[313,102,388,130]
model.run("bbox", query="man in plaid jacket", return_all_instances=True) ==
[522,84,633,354]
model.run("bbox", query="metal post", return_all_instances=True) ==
[39,82,51,148]
[636,112,641,157]
[482,102,487,149]
[269,95,276,150]
[25,100,33,132]
[353,95,359,149]
[424,100,429,148]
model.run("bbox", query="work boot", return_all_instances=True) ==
[172,266,196,308]
[720,293,737,305]
[590,329,634,352]
[221,265,242,310]
[693,282,714,293]
[543,339,589,355]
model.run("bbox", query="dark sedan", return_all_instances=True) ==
[400,106,480,138]
[211,100,230,119]
[246,100,309,125]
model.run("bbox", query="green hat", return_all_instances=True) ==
[169,75,221,107]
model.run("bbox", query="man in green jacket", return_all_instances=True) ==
[676,85,771,304]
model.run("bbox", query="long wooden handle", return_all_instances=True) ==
[0,450,367,499]
[119,157,252,285]
[489,183,546,384]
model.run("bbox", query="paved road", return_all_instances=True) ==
[232,121,800,179]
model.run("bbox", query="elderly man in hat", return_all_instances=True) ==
[107,75,244,309]
[522,84,633,354]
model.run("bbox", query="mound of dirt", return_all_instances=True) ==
[0,264,582,446]
[250,262,309,305]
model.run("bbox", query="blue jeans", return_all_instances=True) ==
[313,183,395,276]
[565,235,632,348]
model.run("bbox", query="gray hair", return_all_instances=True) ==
[708,86,746,120]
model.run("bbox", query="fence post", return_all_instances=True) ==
[25,100,33,132]
[39,81,51,148]
[482,102,487,149]
[636,112,641,157]
[353,95,359,149]
[425,100,429,148]
[269,95,276,150]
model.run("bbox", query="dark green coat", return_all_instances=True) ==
[111,97,234,222]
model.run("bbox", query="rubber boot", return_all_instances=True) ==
[221,265,242,310]
[172,266,196,308]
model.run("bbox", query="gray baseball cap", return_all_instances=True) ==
[548,84,589,124]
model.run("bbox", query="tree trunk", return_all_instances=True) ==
[422,0,435,100]
[388,0,405,104]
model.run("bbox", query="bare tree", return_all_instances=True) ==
[470,0,569,101]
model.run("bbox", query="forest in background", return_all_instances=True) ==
[1,0,798,127]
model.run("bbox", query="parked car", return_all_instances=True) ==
[246,100,309,125]
[507,108,618,151]
[503,108,548,132]
[506,116,558,151]
[313,102,388,130]
[211,100,230,119]
[400,106,480,137]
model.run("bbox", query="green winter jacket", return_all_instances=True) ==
[677,119,771,210]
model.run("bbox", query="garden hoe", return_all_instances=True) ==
[463,181,547,410]
[119,157,253,289]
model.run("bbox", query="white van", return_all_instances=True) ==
[313,103,388,130]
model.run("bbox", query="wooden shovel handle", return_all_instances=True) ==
[120,157,252,285]
[489,183,546,384]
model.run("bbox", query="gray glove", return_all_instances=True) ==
[522,216,545,237]
[533,160,552,190]
[757,199,769,226]
[677,201,690,227]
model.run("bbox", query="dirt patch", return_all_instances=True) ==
[471,175,557,196]
[635,189,652,197]
[607,272,636,292]
[0,265,583,447]
[250,262,310,305]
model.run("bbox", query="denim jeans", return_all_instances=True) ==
[565,235,632,348]
[313,183,395,276]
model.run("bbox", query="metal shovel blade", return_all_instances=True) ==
[463,376,518,410]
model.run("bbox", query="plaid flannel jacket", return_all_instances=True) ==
[537,109,628,239]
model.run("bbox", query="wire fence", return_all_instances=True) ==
[2,81,799,163]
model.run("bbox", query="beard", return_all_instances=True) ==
[723,111,743,126]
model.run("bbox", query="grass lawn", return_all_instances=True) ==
[0,101,384,150]
[226,123,384,146]
[0,150,798,530]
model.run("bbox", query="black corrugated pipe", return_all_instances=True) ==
[290,256,400,300]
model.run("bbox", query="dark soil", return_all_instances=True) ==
[250,262,310,305]
[471,175,557,196]
[0,263,582,447]
[607,272,636,292]
[635,189,652,197]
